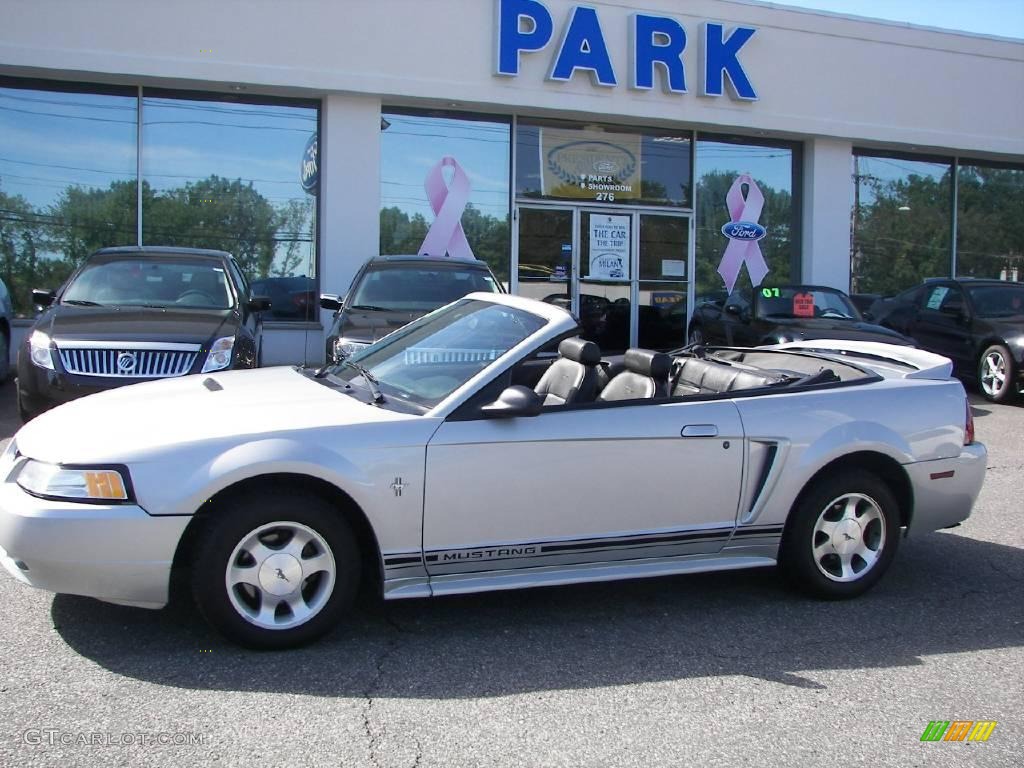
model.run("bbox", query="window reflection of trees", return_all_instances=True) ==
[0,84,317,319]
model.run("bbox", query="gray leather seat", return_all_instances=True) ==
[533,337,601,406]
[672,357,786,395]
[596,349,671,402]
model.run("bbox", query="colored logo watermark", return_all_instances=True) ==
[920,720,997,742]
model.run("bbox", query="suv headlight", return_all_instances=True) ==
[17,460,131,502]
[29,330,55,370]
[333,337,369,362]
[202,336,235,373]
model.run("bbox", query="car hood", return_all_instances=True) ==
[13,366,416,464]
[38,305,236,344]
[767,318,913,345]
[336,308,423,343]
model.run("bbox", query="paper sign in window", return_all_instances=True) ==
[793,292,815,318]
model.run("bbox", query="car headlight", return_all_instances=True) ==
[333,337,369,361]
[201,336,235,373]
[29,330,55,370]
[16,460,131,502]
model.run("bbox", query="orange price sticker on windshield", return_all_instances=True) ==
[793,292,815,318]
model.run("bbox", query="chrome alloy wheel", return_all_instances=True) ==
[811,493,886,582]
[225,521,336,630]
[980,348,1007,398]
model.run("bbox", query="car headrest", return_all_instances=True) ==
[558,337,601,366]
[623,348,671,380]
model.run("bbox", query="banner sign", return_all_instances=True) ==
[588,214,630,280]
[419,156,475,261]
[541,127,642,202]
[717,173,770,294]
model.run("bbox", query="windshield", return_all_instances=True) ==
[349,264,499,312]
[966,284,1024,318]
[327,299,545,409]
[62,258,233,309]
[755,286,860,321]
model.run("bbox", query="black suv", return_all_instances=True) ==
[321,255,503,363]
[868,278,1024,402]
[17,246,271,421]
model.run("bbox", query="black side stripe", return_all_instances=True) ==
[732,525,785,538]
[383,556,422,566]
[541,530,731,554]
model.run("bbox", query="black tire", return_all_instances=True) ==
[191,487,360,649]
[977,343,1017,403]
[779,469,900,600]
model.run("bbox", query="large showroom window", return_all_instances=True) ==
[694,135,800,302]
[956,161,1024,281]
[142,91,320,321]
[0,77,319,321]
[380,110,511,283]
[850,151,953,295]
[0,79,138,316]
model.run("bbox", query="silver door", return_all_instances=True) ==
[422,399,745,576]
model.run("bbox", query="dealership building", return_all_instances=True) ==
[1,0,1022,364]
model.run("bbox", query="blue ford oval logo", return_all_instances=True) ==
[300,133,318,195]
[721,221,767,241]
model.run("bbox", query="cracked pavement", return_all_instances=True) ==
[0,382,1021,767]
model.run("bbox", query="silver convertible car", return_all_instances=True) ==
[0,293,986,648]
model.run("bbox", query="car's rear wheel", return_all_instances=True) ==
[779,470,899,599]
[192,488,360,649]
[978,343,1017,403]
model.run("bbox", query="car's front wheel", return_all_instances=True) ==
[192,488,360,649]
[779,470,899,599]
[978,343,1017,403]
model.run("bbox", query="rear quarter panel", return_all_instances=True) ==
[733,377,968,528]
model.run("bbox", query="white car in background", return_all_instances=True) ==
[0,293,986,648]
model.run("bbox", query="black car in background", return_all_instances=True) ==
[17,246,271,421]
[321,255,503,364]
[869,278,1024,402]
[249,275,317,321]
[688,284,914,349]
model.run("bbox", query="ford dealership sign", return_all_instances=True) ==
[494,0,759,100]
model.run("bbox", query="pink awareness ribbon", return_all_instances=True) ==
[717,173,770,295]
[419,156,475,261]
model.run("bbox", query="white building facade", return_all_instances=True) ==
[2,0,1022,362]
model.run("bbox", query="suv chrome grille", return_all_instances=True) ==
[56,342,201,378]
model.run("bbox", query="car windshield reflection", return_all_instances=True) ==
[62,258,234,310]
[326,299,546,409]
[755,286,860,321]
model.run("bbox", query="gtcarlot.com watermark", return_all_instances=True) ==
[21,729,206,747]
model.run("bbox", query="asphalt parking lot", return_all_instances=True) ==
[0,378,1020,768]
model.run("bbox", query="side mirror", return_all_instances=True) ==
[32,288,55,308]
[480,385,543,418]
[725,303,748,320]
[861,310,874,321]
[247,296,272,312]
[320,293,344,312]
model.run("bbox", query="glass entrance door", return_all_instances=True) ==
[515,206,691,353]
[516,206,573,311]
[637,213,690,349]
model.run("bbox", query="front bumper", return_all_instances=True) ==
[0,480,190,609]
[905,443,988,533]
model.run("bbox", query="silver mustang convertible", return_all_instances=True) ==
[0,294,986,648]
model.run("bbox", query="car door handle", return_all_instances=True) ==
[681,424,718,438]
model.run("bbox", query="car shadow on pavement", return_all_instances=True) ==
[51,528,1024,697]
